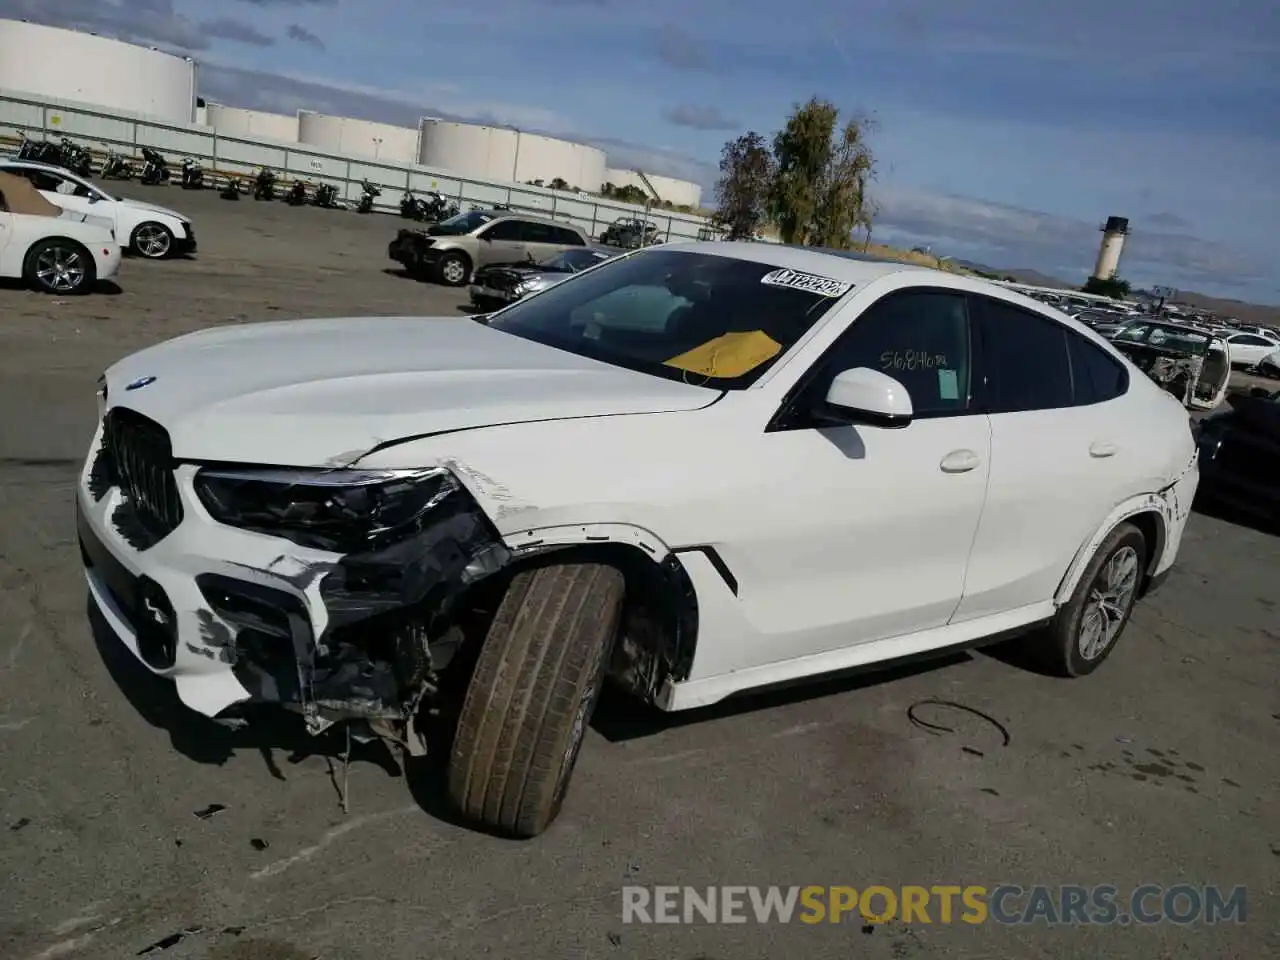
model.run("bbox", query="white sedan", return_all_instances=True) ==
[79,243,1198,836]
[1221,331,1280,370]
[0,159,195,259]
[0,169,121,293]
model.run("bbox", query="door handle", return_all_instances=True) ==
[1089,441,1118,458]
[940,449,981,473]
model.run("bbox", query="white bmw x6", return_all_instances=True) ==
[78,242,1198,836]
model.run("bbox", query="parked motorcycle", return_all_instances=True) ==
[253,167,277,201]
[180,158,204,190]
[312,183,340,208]
[16,132,60,164]
[139,147,171,185]
[100,150,134,180]
[356,180,381,213]
[285,180,309,206]
[57,138,93,177]
[401,190,457,222]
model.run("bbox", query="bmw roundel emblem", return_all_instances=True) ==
[125,375,157,391]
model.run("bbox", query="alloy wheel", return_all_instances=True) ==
[35,246,86,293]
[1078,545,1140,660]
[135,224,171,258]
[442,259,467,284]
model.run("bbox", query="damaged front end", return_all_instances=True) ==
[188,464,511,744]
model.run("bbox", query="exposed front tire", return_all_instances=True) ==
[448,562,625,838]
[1031,522,1147,677]
[24,239,96,295]
[435,251,471,287]
[131,221,174,259]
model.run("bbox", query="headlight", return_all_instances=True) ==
[193,466,460,553]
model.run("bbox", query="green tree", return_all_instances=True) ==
[711,131,775,240]
[769,97,876,247]
[1083,276,1131,299]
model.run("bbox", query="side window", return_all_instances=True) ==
[809,290,973,418]
[1232,334,1271,346]
[520,221,553,243]
[1067,333,1128,405]
[480,220,523,241]
[24,170,63,192]
[552,226,585,246]
[976,297,1074,413]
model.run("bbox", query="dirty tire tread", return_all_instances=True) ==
[449,563,624,837]
[1034,521,1147,678]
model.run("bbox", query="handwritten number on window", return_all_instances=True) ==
[879,350,948,371]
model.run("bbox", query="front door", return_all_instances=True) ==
[474,219,528,268]
[721,288,991,667]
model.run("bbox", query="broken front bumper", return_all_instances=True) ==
[77,418,507,724]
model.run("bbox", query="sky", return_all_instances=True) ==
[2,0,1278,302]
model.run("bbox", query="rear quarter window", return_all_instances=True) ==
[1067,333,1129,405]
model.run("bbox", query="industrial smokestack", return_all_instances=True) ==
[1092,216,1129,281]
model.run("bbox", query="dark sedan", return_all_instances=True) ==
[468,246,616,310]
[1195,387,1280,522]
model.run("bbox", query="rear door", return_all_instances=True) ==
[952,295,1139,622]
[520,220,565,262]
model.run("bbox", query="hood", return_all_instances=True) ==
[119,196,185,220]
[104,316,720,466]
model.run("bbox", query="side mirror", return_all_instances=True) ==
[816,367,913,428]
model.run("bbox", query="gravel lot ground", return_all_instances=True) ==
[0,186,1276,960]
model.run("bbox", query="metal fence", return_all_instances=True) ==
[0,88,721,243]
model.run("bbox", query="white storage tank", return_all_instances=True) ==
[297,111,418,163]
[0,18,196,124]
[604,168,703,209]
[418,120,606,190]
[205,103,298,143]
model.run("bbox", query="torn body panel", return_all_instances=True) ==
[78,415,698,737]
[77,419,513,732]
[1053,448,1199,607]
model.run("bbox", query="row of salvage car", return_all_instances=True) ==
[0,157,196,294]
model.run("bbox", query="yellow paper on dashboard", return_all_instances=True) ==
[663,330,782,378]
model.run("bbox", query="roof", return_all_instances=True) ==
[0,170,61,217]
[661,240,940,286]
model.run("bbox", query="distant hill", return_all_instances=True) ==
[1159,292,1280,326]
[951,259,1280,324]
[951,260,1076,289]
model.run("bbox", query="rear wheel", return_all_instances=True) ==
[25,239,95,295]
[1030,522,1147,677]
[435,251,471,286]
[131,221,173,259]
[448,562,625,837]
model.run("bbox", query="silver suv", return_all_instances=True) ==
[388,209,590,287]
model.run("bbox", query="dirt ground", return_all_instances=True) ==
[0,185,1277,960]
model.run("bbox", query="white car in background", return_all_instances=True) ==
[1220,331,1280,370]
[0,159,195,259]
[0,169,121,294]
[79,243,1198,837]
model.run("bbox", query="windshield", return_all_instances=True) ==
[429,210,494,235]
[541,249,610,272]
[486,249,847,388]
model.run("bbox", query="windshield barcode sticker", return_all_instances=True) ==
[760,268,853,298]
